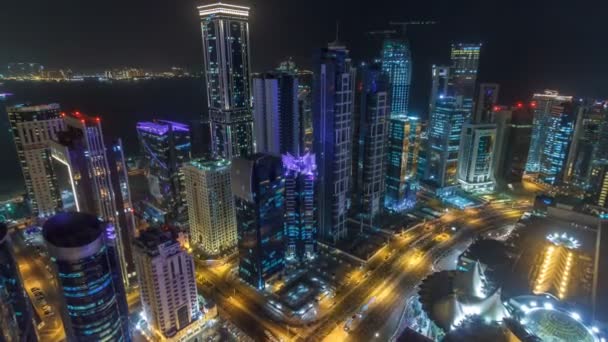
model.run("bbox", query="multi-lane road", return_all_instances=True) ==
[196,201,530,342]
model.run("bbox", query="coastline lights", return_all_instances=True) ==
[198,2,250,18]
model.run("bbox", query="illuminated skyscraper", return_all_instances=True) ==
[493,104,533,187]
[7,103,65,217]
[457,123,497,193]
[449,43,481,107]
[133,229,204,341]
[474,83,500,123]
[381,37,412,117]
[352,62,390,221]
[592,162,608,208]
[313,42,356,244]
[526,90,573,173]
[252,71,300,155]
[427,96,470,189]
[565,102,604,188]
[428,65,450,116]
[49,112,136,287]
[539,101,578,185]
[136,120,191,220]
[43,212,130,341]
[385,116,421,210]
[282,153,316,260]
[231,154,284,290]
[198,2,253,159]
[297,69,314,151]
[182,158,236,256]
[0,223,36,342]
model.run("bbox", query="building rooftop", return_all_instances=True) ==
[6,103,60,112]
[186,158,231,171]
[136,120,189,135]
[133,228,176,257]
[43,212,102,248]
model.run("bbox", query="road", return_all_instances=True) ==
[11,231,65,342]
[195,201,530,342]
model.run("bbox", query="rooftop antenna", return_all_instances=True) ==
[389,20,438,37]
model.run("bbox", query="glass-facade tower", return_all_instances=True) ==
[381,38,412,117]
[43,212,130,341]
[539,101,577,185]
[313,43,356,244]
[385,116,421,210]
[231,154,284,290]
[136,120,191,220]
[198,2,253,159]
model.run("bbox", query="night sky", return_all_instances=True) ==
[1,0,607,111]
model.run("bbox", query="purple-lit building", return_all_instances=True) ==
[136,120,191,221]
[282,153,316,260]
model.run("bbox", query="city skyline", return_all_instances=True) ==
[1,1,608,342]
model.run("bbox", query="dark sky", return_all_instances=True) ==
[1,0,607,112]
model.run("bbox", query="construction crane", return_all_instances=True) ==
[368,21,437,38]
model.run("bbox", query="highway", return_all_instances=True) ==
[11,231,65,342]
[195,200,529,342]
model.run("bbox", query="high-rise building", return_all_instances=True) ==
[385,116,421,210]
[539,101,578,185]
[565,102,604,188]
[449,43,482,106]
[252,71,300,155]
[198,2,253,159]
[133,229,204,341]
[0,223,36,342]
[525,90,573,173]
[231,154,284,290]
[182,158,236,256]
[7,103,65,217]
[136,120,191,220]
[592,162,608,208]
[43,212,130,341]
[381,37,412,117]
[474,83,500,123]
[49,112,136,287]
[428,65,450,116]
[313,42,356,244]
[493,104,533,187]
[426,96,470,189]
[282,153,316,261]
[457,123,497,193]
[352,62,390,221]
[297,70,314,152]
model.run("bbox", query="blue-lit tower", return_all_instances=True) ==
[43,212,130,341]
[282,153,316,261]
[449,43,481,113]
[539,101,578,185]
[385,116,421,210]
[0,223,36,342]
[198,2,254,159]
[381,37,411,117]
[231,154,285,290]
[426,96,470,189]
[313,42,356,244]
[136,120,191,221]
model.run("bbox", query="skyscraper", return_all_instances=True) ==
[231,154,284,290]
[428,65,450,116]
[381,36,412,117]
[313,42,356,244]
[526,90,573,173]
[49,112,136,287]
[282,153,316,261]
[252,71,300,155]
[182,158,236,256]
[426,96,470,189]
[133,229,204,341]
[493,104,533,187]
[297,69,314,152]
[449,43,482,107]
[566,102,604,188]
[457,123,497,193]
[7,103,65,217]
[474,83,500,123]
[539,101,578,185]
[136,120,191,220]
[198,2,253,159]
[352,62,390,221]
[0,223,36,342]
[385,116,421,210]
[43,212,130,341]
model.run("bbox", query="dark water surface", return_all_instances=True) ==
[0,78,207,199]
